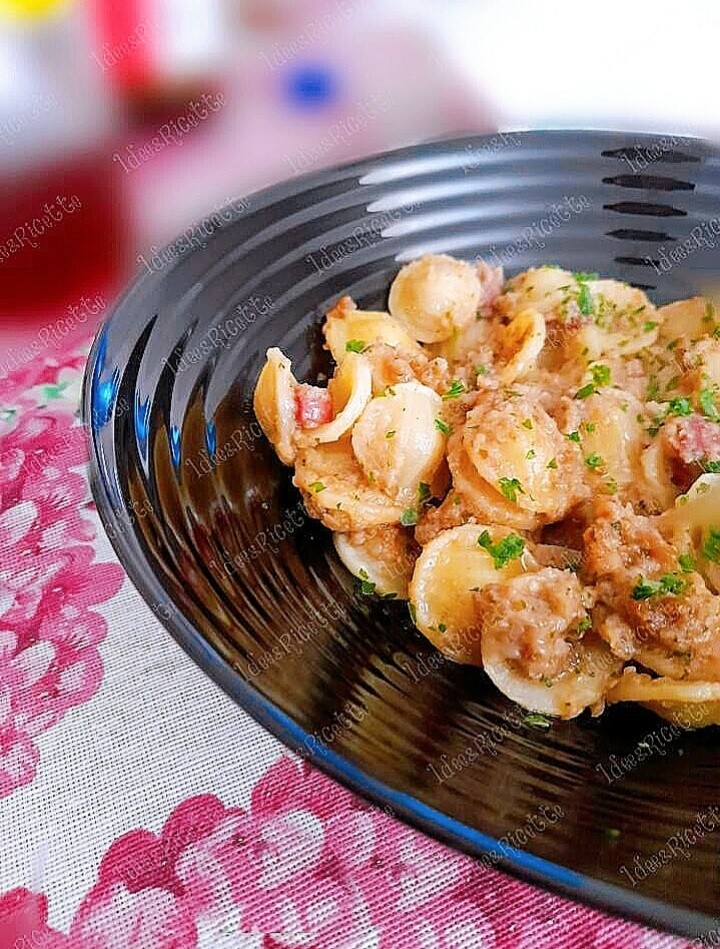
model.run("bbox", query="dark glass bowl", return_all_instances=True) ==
[83,130,720,941]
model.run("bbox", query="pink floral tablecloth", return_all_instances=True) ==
[0,325,690,948]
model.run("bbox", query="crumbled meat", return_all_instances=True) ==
[476,567,587,680]
[583,499,720,679]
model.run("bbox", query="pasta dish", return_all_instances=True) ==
[253,254,720,727]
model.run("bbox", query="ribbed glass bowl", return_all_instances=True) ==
[83,130,720,940]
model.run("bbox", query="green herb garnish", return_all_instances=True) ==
[631,573,688,600]
[477,530,526,569]
[702,528,720,563]
[442,379,466,400]
[498,477,524,503]
[345,339,366,353]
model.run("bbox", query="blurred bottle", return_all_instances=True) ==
[0,0,124,325]
[87,0,226,116]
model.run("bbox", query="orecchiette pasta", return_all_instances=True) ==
[333,526,416,599]
[324,296,421,365]
[296,352,372,446]
[351,381,445,506]
[294,438,403,532]
[408,524,534,664]
[253,347,298,465]
[255,255,720,726]
[389,254,481,343]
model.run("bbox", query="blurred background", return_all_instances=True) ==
[1,0,718,359]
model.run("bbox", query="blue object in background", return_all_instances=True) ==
[283,64,339,111]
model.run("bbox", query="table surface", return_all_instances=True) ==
[0,320,691,948]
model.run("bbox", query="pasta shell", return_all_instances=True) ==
[461,393,588,522]
[497,266,576,320]
[498,307,546,385]
[608,669,720,728]
[333,526,416,598]
[253,347,298,465]
[389,254,480,343]
[294,437,403,531]
[578,390,645,492]
[663,473,720,536]
[324,303,421,364]
[482,632,623,719]
[658,296,712,343]
[408,523,532,664]
[351,381,445,506]
[297,352,372,446]
[448,436,541,531]
[591,279,658,356]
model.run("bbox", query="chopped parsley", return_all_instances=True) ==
[385,429,396,439]
[678,553,696,573]
[309,481,326,493]
[475,364,489,376]
[702,528,720,563]
[522,418,533,430]
[643,321,659,332]
[577,283,595,316]
[524,712,551,729]
[666,397,692,418]
[477,529,526,569]
[400,508,419,527]
[585,453,604,470]
[434,418,451,436]
[577,617,591,633]
[573,270,599,282]
[526,448,536,460]
[575,382,596,400]
[442,379,466,400]
[631,573,688,600]
[591,364,611,387]
[345,339,366,353]
[546,457,558,469]
[700,388,720,420]
[418,482,431,503]
[584,421,597,433]
[498,477,524,503]
[566,430,581,443]
[438,623,447,632]
[358,569,376,595]
[646,376,660,400]
[702,460,720,473]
